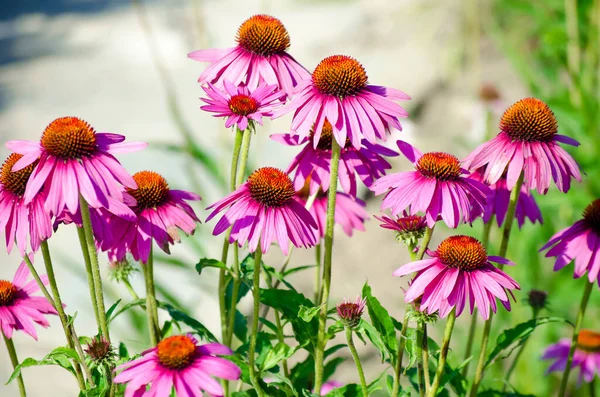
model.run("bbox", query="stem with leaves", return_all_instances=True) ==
[345,327,369,396]
[248,245,265,397]
[3,334,26,397]
[427,308,457,397]
[503,306,541,389]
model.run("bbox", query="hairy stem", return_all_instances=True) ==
[76,227,101,326]
[122,279,140,301]
[391,314,410,397]
[314,243,322,304]
[143,245,160,345]
[417,321,426,397]
[346,327,369,397]
[427,308,457,397]
[248,245,265,397]
[3,334,26,397]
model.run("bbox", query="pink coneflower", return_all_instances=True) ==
[336,296,366,329]
[0,256,57,339]
[321,381,344,395]
[393,235,520,320]
[462,98,581,194]
[200,82,282,131]
[5,117,146,218]
[113,334,241,396]
[543,330,600,384]
[273,55,409,149]
[295,186,368,239]
[371,141,491,228]
[375,212,426,245]
[207,167,317,255]
[101,171,201,263]
[271,120,398,196]
[188,15,309,98]
[469,168,542,229]
[0,154,53,255]
[540,199,600,283]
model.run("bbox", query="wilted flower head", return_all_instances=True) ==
[543,330,600,385]
[375,212,427,246]
[336,296,366,329]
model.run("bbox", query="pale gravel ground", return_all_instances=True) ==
[0,0,526,395]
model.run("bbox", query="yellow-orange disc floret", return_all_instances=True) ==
[312,55,368,98]
[500,98,557,142]
[577,330,600,353]
[0,280,17,306]
[247,167,295,207]
[128,171,170,210]
[41,117,97,159]
[228,95,259,116]
[437,235,488,271]
[0,154,37,197]
[236,15,290,56]
[157,335,197,370]
[416,152,461,181]
[583,199,600,233]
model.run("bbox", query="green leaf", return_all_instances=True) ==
[362,282,398,363]
[7,347,80,384]
[477,390,536,397]
[298,304,322,322]
[105,299,122,320]
[108,298,146,323]
[159,302,218,342]
[263,372,299,396]
[282,265,316,278]
[260,342,299,372]
[356,319,388,363]
[485,317,570,368]
[233,310,248,343]
[196,258,229,276]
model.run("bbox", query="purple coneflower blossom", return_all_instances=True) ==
[321,381,344,395]
[375,212,426,245]
[336,296,366,329]
[271,120,397,196]
[201,82,282,131]
[543,330,600,385]
[372,141,491,228]
[393,235,520,320]
[188,14,309,98]
[462,98,581,194]
[0,255,56,339]
[273,55,409,150]
[5,117,146,219]
[295,188,368,239]
[100,171,201,264]
[469,168,542,229]
[540,199,600,284]
[0,154,52,255]
[113,334,240,397]
[207,167,317,255]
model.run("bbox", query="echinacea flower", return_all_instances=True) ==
[393,235,520,320]
[273,55,409,149]
[102,171,201,263]
[113,334,241,397]
[85,335,116,370]
[336,296,366,329]
[0,256,56,339]
[295,187,368,239]
[271,120,398,196]
[5,117,146,218]
[469,168,542,229]
[540,199,600,284]
[321,381,344,395]
[201,82,282,131]
[543,330,600,384]
[372,141,491,228]
[462,98,581,194]
[188,14,309,98]
[207,167,317,254]
[375,212,426,246]
[0,154,52,255]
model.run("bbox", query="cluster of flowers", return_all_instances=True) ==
[1,12,599,397]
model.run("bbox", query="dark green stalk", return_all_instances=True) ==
[345,327,369,396]
[391,314,410,397]
[417,321,426,397]
[427,308,457,397]
[3,334,26,397]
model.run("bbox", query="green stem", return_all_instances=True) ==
[122,279,140,301]
[422,324,431,394]
[503,309,540,390]
[248,245,265,397]
[235,129,252,187]
[143,245,160,345]
[40,241,86,390]
[314,243,322,304]
[391,314,410,397]
[427,308,457,397]
[79,196,110,341]
[559,281,594,397]
[416,226,435,261]
[345,327,369,397]
[22,254,55,307]
[565,0,582,106]
[470,172,524,396]
[591,378,597,397]
[417,321,426,397]
[3,334,26,397]
[313,139,342,394]
[76,227,101,326]
[225,245,241,346]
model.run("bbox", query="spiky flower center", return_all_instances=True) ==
[577,330,600,353]
[437,235,488,271]
[583,199,600,234]
[85,336,112,362]
[236,14,290,56]
[500,98,557,142]
[128,171,169,210]
[336,298,365,329]
[228,94,259,116]
[41,117,97,159]
[247,167,295,207]
[0,154,37,197]
[310,120,352,150]
[312,55,368,98]
[157,335,197,370]
[395,215,427,233]
[0,280,17,306]
[416,152,461,181]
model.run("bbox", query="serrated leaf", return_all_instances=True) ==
[298,304,322,322]
[260,342,298,372]
[362,282,398,364]
[356,320,388,363]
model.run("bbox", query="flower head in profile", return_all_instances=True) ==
[543,330,600,385]
[85,335,117,371]
[336,296,366,329]
[469,168,542,229]
[5,117,146,218]
[372,141,491,228]
[189,14,309,98]
[207,167,318,254]
[393,235,520,319]
[201,82,282,131]
[0,154,53,255]
[102,171,201,263]
[114,334,241,397]
[375,212,427,246]
[272,120,398,196]
[540,199,600,284]
[463,98,581,194]
[273,55,409,149]
[0,255,57,339]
